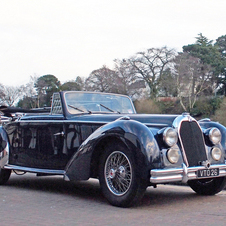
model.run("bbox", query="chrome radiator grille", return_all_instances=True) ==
[179,120,207,167]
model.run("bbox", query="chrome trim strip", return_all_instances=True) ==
[19,119,107,124]
[150,163,226,184]
[19,120,65,123]
[4,165,65,175]
[145,123,169,127]
[19,119,169,127]
[63,120,108,124]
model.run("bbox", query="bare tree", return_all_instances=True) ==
[0,85,23,106]
[114,59,132,95]
[18,76,38,108]
[128,47,176,98]
[85,65,122,93]
[158,68,177,97]
[174,52,214,112]
[0,83,5,105]
[114,59,145,98]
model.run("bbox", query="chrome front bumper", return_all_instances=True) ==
[150,163,226,184]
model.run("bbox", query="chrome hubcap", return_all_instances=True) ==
[109,168,116,179]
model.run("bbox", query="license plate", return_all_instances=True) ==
[197,168,219,178]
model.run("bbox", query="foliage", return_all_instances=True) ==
[191,97,222,118]
[60,76,84,91]
[0,32,226,118]
[212,97,226,126]
[183,33,226,95]
[17,96,36,109]
[214,35,226,95]
[35,74,61,107]
[183,33,218,66]
[135,97,184,114]
[156,97,183,114]
[215,35,226,57]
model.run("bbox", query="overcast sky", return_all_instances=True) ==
[0,0,226,86]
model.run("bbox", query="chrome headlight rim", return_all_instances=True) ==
[163,127,178,147]
[209,127,221,145]
[167,148,180,164]
[211,147,222,161]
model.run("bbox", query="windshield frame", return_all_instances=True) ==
[63,91,136,115]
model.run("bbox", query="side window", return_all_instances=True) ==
[66,124,80,152]
[51,93,63,115]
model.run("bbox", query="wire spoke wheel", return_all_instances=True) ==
[99,143,147,207]
[0,169,11,185]
[188,176,226,195]
[104,151,132,196]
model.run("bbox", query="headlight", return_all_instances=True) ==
[209,128,221,145]
[167,148,179,164]
[211,147,222,161]
[163,127,178,147]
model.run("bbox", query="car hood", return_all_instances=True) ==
[20,113,178,129]
[68,113,178,128]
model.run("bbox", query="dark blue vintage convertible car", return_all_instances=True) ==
[1,91,226,207]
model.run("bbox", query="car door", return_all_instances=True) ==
[8,119,70,170]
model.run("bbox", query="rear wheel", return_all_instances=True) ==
[99,144,147,207]
[188,176,226,195]
[0,168,11,185]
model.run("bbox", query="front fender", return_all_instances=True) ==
[0,127,10,168]
[65,118,160,181]
[199,120,226,151]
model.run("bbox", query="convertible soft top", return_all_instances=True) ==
[0,106,51,118]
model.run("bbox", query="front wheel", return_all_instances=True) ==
[0,168,11,185]
[188,176,226,195]
[99,144,147,207]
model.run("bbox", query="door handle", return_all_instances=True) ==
[54,131,65,136]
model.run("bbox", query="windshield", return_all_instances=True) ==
[64,92,136,114]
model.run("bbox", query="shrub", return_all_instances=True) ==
[212,97,226,126]
[156,97,183,114]
[192,97,222,118]
[134,99,160,114]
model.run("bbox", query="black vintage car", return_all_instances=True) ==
[0,91,226,207]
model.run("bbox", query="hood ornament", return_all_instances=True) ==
[182,112,192,122]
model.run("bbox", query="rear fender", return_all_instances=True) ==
[65,118,160,181]
[0,127,10,168]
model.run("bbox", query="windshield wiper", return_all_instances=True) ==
[68,105,91,114]
[100,104,120,114]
